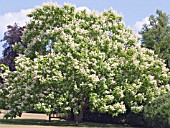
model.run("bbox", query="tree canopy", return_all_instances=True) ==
[1,3,170,122]
[140,10,170,68]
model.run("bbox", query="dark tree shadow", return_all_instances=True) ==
[0,118,133,127]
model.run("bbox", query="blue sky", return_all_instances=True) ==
[0,0,169,57]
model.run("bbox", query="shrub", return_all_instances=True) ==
[144,92,170,128]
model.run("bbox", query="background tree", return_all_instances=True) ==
[140,10,170,68]
[0,23,25,71]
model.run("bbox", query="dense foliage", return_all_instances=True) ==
[1,3,170,122]
[0,64,9,108]
[144,92,170,128]
[140,10,170,68]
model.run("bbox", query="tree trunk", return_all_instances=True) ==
[68,108,74,121]
[74,97,89,123]
[74,106,86,123]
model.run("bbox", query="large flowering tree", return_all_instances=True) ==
[1,3,170,122]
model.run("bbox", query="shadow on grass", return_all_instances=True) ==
[0,118,131,127]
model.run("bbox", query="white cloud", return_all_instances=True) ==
[0,9,32,38]
[76,6,91,13]
[133,17,149,32]
[127,17,149,39]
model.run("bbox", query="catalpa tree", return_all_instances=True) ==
[1,3,170,122]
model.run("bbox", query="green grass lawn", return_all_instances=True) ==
[0,110,138,128]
